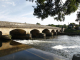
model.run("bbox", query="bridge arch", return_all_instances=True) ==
[10,29,26,35]
[51,30,55,33]
[56,30,58,32]
[51,29,56,35]
[42,29,50,34]
[10,29,26,39]
[30,29,40,38]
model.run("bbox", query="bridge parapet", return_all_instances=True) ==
[0,21,61,29]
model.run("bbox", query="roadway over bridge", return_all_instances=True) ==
[0,21,63,36]
[0,21,61,29]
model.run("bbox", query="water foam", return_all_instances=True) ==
[52,45,80,50]
[14,40,59,44]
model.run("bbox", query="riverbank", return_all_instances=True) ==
[63,29,80,35]
[59,33,80,35]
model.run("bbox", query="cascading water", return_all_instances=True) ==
[14,35,80,60]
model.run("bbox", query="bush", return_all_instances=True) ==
[64,29,80,33]
[75,26,79,30]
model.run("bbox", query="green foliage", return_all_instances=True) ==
[75,25,79,30]
[26,0,80,21]
[68,23,79,29]
[48,24,68,28]
[36,22,41,25]
[65,0,79,15]
[64,29,80,33]
[48,24,56,27]
[65,23,80,33]
[37,0,45,4]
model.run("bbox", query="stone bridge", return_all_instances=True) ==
[0,21,65,39]
[0,21,64,35]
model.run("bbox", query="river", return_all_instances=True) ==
[14,35,80,60]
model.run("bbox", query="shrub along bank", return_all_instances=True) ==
[64,29,80,34]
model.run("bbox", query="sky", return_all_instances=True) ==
[0,0,79,25]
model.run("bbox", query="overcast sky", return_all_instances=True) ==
[0,0,79,25]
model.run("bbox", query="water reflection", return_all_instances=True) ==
[0,41,2,47]
[0,40,32,57]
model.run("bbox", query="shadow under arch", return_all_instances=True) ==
[30,29,40,38]
[51,30,55,33]
[42,29,53,37]
[42,29,50,34]
[51,30,56,35]
[59,30,62,33]
[56,30,58,32]
[9,29,26,39]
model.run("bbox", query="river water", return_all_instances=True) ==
[14,35,80,60]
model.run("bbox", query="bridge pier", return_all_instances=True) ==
[51,30,56,35]
[38,33,46,38]
[26,34,32,39]
[45,33,53,37]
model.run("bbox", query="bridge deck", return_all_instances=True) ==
[0,21,60,29]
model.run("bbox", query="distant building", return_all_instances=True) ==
[68,23,75,29]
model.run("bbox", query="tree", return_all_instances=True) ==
[27,0,80,21]
[36,22,41,25]
[76,12,80,25]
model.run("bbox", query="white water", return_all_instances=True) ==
[14,35,80,59]
[52,45,80,50]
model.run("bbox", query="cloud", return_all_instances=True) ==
[12,2,16,6]
[5,2,16,6]
[0,0,5,1]
[21,12,33,16]
[2,5,6,7]
[0,0,11,1]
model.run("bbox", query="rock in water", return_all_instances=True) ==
[72,54,80,60]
